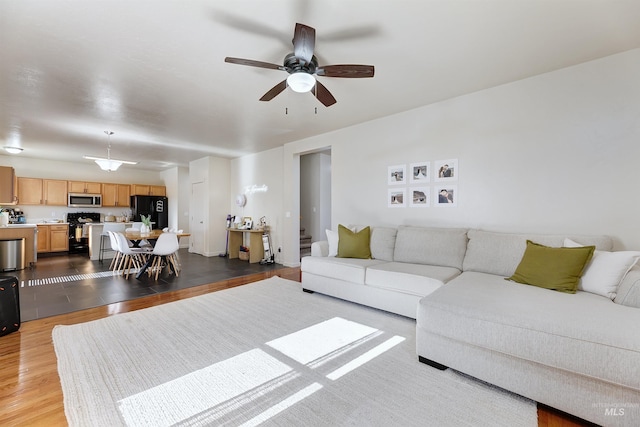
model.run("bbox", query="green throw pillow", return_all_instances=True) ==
[507,240,595,294]
[337,225,371,259]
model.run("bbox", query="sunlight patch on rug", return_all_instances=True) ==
[117,349,292,427]
[266,317,379,365]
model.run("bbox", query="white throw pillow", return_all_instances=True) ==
[564,238,640,299]
[326,229,339,257]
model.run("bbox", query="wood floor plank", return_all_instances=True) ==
[0,266,589,426]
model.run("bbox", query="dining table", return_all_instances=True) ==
[123,230,191,279]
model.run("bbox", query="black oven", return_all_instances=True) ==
[67,212,101,255]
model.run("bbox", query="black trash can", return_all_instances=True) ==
[0,276,20,336]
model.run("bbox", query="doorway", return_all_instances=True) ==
[299,149,331,257]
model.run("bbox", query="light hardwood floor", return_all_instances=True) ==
[0,267,590,426]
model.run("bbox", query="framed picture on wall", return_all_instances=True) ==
[409,162,430,184]
[388,188,406,208]
[435,185,457,207]
[409,187,430,207]
[434,159,458,182]
[388,164,406,185]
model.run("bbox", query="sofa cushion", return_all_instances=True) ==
[300,256,386,285]
[463,230,613,277]
[615,266,640,308]
[418,271,640,391]
[337,225,371,259]
[393,226,468,269]
[370,227,397,261]
[507,240,595,294]
[325,229,339,257]
[366,262,460,297]
[564,238,640,299]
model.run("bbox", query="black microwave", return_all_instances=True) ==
[68,193,102,208]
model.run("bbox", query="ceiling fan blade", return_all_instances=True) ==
[311,81,337,107]
[316,64,375,78]
[259,80,288,101]
[225,57,284,71]
[293,23,315,63]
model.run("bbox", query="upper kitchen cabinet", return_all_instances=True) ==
[102,183,131,207]
[44,179,68,205]
[0,166,18,205]
[17,177,43,204]
[131,184,166,196]
[68,181,101,194]
[17,178,68,205]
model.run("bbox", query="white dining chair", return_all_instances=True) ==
[147,233,180,280]
[127,222,143,231]
[107,231,123,272]
[114,232,148,279]
[100,223,127,262]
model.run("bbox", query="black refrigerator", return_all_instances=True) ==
[130,195,169,230]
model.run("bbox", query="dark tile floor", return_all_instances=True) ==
[9,249,282,322]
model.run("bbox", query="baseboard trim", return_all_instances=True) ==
[418,356,448,371]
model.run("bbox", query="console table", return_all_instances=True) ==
[227,228,267,263]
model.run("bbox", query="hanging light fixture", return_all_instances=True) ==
[3,146,23,154]
[83,131,137,171]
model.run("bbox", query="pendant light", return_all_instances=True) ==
[83,131,138,171]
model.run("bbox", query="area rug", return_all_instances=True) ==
[53,276,537,426]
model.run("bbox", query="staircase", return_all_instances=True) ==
[300,227,312,258]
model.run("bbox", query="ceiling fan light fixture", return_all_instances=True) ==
[3,146,23,154]
[287,72,316,93]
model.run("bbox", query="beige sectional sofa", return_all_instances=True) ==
[301,225,640,426]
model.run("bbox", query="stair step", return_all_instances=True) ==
[300,242,312,249]
[300,249,312,258]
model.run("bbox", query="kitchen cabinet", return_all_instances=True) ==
[0,166,18,205]
[17,177,44,205]
[36,225,49,252]
[49,225,69,252]
[37,224,69,253]
[131,184,166,196]
[18,178,68,205]
[68,181,101,194]
[43,179,68,205]
[102,183,131,207]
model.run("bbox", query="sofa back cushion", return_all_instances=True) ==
[463,230,613,277]
[370,227,397,261]
[393,226,468,269]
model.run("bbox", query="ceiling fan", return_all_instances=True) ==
[225,23,374,107]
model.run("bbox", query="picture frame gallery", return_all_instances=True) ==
[387,159,458,208]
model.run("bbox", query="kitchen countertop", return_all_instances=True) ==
[1,224,38,228]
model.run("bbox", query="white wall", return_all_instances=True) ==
[160,166,190,247]
[256,48,640,265]
[229,147,285,263]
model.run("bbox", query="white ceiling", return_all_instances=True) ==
[2,0,640,171]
